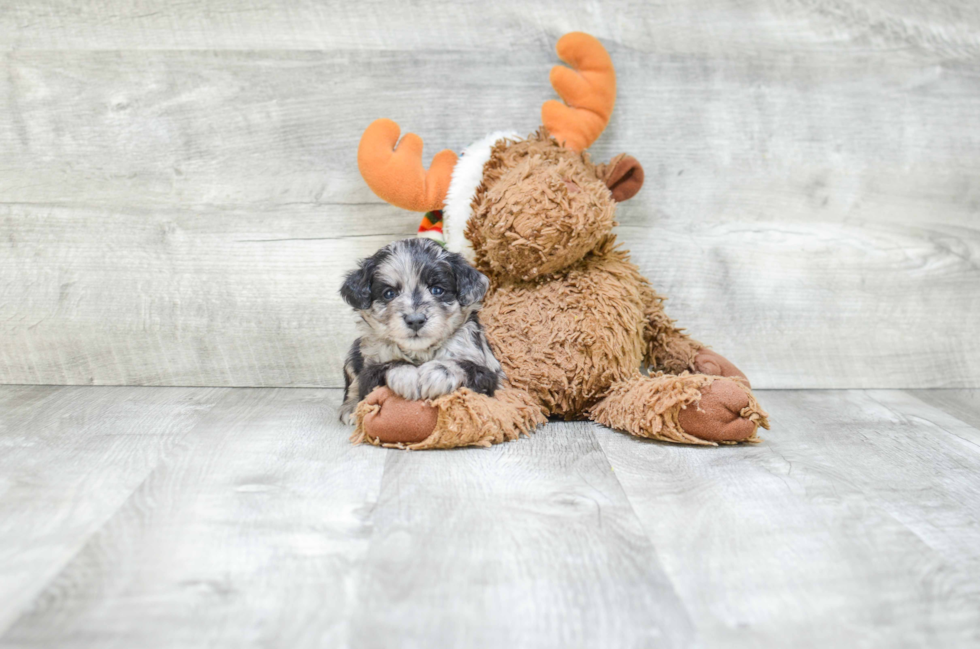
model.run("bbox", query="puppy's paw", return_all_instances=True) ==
[417,361,464,400]
[339,405,355,426]
[385,364,421,400]
[338,395,358,425]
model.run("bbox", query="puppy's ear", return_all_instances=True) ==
[340,258,376,310]
[448,252,489,306]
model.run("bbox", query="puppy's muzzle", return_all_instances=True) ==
[403,312,428,333]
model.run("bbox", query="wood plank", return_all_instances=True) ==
[3,49,979,214]
[349,421,694,649]
[4,384,980,646]
[595,390,980,648]
[0,385,227,635]
[0,203,406,387]
[908,389,980,434]
[0,50,538,208]
[850,390,980,560]
[0,387,388,649]
[1,198,977,389]
[0,0,978,55]
[0,384,63,412]
[1,17,979,389]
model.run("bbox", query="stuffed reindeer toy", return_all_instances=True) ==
[350,32,769,449]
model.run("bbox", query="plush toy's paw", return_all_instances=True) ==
[360,387,439,445]
[694,349,750,387]
[677,379,758,442]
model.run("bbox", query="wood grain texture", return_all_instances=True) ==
[0,385,227,635]
[0,387,387,648]
[349,420,694,649]
[4,385,980,647]
[908,389,980,433]
[596,389,980,648]
[0,0,978,55]
[0,204,403,387]
[1,3,979,388]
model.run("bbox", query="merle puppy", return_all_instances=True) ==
[338,238,504,424]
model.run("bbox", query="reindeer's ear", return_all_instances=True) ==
[598,154,644,202]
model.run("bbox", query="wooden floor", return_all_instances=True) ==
[2,386,980,648]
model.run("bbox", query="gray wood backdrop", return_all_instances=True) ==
[1,0,978,389]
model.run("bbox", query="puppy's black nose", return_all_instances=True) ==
[403,313,427,332]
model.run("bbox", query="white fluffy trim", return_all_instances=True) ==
[443,130,519,261]
[417,228,446,245]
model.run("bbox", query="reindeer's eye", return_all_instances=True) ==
[430,286,445,297]
[382,288,397,301]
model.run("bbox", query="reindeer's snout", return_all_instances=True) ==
[470,141,618,281]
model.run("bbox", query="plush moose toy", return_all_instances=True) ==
[351,32,769,449]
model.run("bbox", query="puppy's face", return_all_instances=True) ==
[341,238,489,353]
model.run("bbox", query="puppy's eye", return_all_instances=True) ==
[430,286,445,297]
[382,288,397,301]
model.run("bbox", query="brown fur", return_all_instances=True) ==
[352,386,545,450]
[355,130,769,449]
[479,236,645,417]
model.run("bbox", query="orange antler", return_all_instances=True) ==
[357,118,458,212]
[541,32,616,152]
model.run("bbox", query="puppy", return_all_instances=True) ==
[338,238,504,424]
